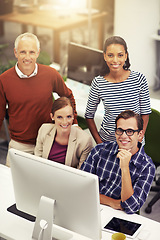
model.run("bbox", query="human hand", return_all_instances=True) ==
[97,139,103,144]
[117,149,132,169]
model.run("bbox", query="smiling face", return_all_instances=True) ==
[115,117,143,155]
[104,44,127,73]
[51,105,74,135]
[14,38,40,76]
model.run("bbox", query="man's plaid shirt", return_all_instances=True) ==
[81,141,155,214]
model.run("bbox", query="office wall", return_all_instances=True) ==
[114,0,159,87]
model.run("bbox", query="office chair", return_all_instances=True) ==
[144,108,160,214]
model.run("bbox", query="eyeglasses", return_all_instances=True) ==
[115,128,139,136]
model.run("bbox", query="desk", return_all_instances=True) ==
[0,9,107,63]
[0,164,92,240]
[0,164,160,240]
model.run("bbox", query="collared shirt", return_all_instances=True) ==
[15,63,78,127]
[15,63,38,78]
[81,141,155,214]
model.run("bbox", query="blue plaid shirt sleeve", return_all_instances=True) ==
[121,157,155,214]
[80,145,100,174]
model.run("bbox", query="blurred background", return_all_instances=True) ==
[0,0,160,91]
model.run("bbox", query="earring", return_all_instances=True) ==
[123,61,127,69]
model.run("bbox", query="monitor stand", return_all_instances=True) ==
[32,196,73,240]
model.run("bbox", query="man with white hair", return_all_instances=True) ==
[0,32,77,166]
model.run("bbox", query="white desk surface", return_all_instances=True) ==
[0,164,92,240]
[0,164,160,240]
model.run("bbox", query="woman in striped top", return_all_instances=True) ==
[85,36,151,143]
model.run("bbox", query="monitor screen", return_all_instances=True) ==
[9,148,101,240]
[67,42,106,86]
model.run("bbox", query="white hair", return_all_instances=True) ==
[14,32,40,51]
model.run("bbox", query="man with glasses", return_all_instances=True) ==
[81,110,155,214]
[0,32,77,166]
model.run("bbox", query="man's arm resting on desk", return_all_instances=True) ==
[100,194,123,211]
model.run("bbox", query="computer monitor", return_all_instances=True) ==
[67,42,106,86]
[9,148,101,240]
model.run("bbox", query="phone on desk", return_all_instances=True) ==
[102,217,143,239]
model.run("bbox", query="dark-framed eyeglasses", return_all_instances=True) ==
[115,128,139,136]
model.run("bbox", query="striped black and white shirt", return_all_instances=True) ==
[85,71,151,142]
